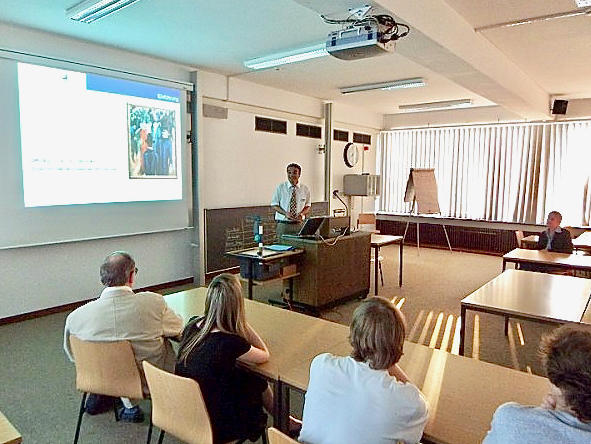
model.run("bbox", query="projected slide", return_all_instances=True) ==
[17,63,183,207]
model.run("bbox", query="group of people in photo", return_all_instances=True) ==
[63,163,591,443]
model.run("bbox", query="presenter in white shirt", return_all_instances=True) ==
[271,163,311,240]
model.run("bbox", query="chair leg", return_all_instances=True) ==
[157,429,165,444]
[73,392,87,444]
[146,414,153,444]
[113,398,120,422]
[379,261,384,287]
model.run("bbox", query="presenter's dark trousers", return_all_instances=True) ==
[276,220,302,240]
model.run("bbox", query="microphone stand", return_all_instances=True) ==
[332,190,349,216]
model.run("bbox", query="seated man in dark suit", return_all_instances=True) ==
[537,211,573,253]
[521,211,573,273]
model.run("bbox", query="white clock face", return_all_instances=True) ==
[344,143,359,167]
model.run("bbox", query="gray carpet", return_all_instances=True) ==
[0,247,557,443]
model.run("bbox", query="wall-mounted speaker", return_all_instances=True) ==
[551,99,568,115]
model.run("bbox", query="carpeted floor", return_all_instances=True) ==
[0,247,558,443]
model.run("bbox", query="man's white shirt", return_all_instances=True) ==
[271,181,311,221]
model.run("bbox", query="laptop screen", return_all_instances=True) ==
[298,216,325,236]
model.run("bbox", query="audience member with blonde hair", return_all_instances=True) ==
[299,296,428,444]
[175,273,271,444]
[484,326,591,443]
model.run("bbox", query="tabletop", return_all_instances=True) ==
[279,337,549,444]
[370,234,403,247]
[164,288,349,380]
[503,248,591,268]
[461,269,591,323]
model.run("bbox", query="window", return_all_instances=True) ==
[377,122,591,225]
[333,129,349,142]
[353,132,371,144]
[296,123,322,139]
[255,116,287,134]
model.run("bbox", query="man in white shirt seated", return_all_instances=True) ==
[299,297,429,444]
[64,251,183,422]
[271,163,311,239]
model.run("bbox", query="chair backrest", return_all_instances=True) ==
[357,213,376,226]
[515,230,524,248]
[564,226,580,239]
[143,361,213,444]
[69,336,143,399]
[267,427,298,444]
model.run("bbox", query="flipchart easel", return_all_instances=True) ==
[403,168,452,253]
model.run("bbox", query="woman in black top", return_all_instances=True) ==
[176,273,272,444]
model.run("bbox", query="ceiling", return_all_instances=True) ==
[0,0,589,117]
[446,0,591,99]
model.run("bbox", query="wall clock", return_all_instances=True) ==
[343,142,359,168]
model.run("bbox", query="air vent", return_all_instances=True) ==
[333,129,349,142]
[255,116,287,134]
[296,123,322,139]
[353,132,371,145]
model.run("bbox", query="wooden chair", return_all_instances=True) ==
[69,336,145,444]
[267,428,297,444]
[358,213,384,286]
[515,230,524,248]
[357,213,379,232]
[143,362,267,444]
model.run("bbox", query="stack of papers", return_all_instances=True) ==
[266,244,295,251]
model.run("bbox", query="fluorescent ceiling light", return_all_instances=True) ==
[475,8,591,31]
[244,43,328,70]
[340,78,426,94]
[398,99,473,113]
[66,0,143,24]
[575,0,591,7]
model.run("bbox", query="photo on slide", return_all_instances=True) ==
[127,104,177,178]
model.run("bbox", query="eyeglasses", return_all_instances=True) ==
[134,267,139,275]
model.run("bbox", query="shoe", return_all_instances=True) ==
[117,405,144,423]
[84,394,116,415]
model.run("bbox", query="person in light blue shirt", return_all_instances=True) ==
[484,326,591,444]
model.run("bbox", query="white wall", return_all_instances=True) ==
[0,24,383,318]
[0,24,194,318]
[198,72,382,225]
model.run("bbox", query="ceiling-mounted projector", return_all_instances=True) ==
[322,10,409,61]
[326,23,395,60]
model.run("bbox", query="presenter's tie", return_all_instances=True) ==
[289,186,297,217]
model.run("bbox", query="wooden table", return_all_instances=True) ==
[520,234,538,249]
[0,411,21,444]
[279,339,549,444]
[573,230,591,253]
[370,234,403,293]
[460,269,591,355]
[502,248,591,273]
[164,288,349,427]
[225,247,303,300]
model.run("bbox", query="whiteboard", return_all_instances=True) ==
[404,168,440,214]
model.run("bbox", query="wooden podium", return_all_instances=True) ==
[281,231,371,310]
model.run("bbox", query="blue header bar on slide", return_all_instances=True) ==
[86,74,180,103]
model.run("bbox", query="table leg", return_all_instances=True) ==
[374,246,379,296]
[272,379,283,430]
[288,276,294,310]
[398,241,403,287]
[276,380,291,433]
[248,260,254,300]
[459,304,466,356]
